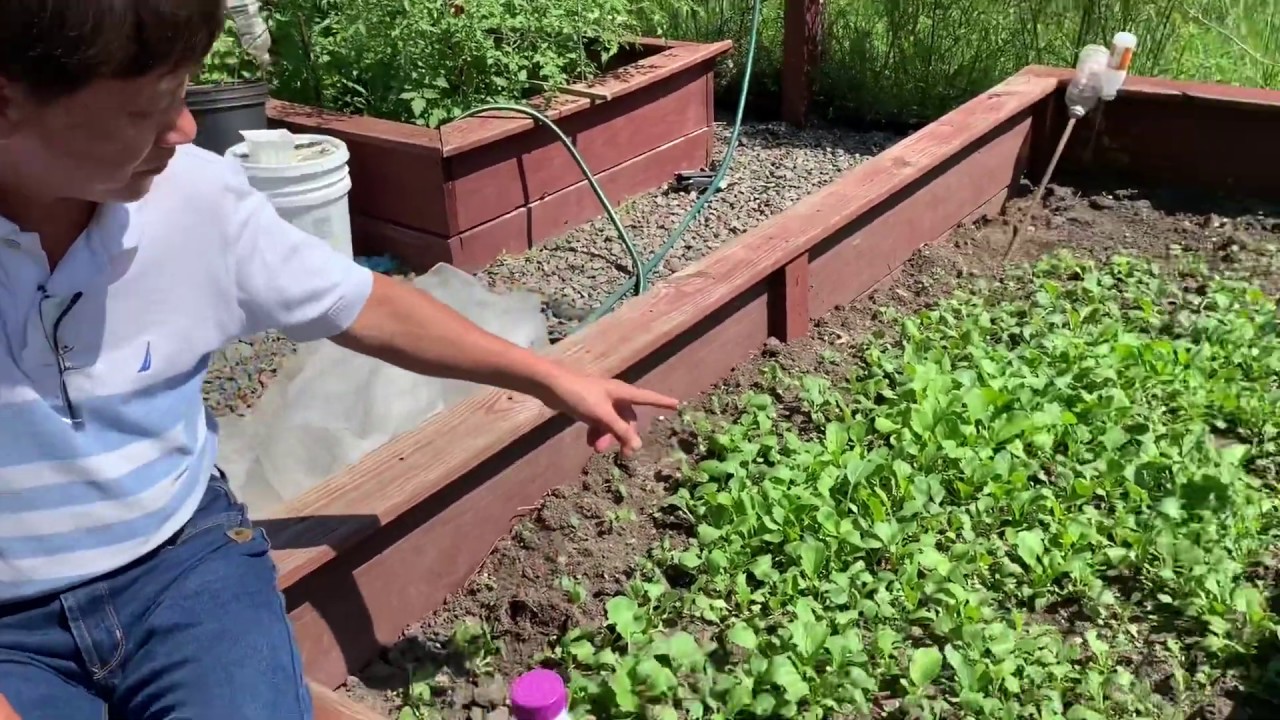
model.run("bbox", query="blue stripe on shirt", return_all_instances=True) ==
[0,360,217,602]
[0,416,202,513]
[0,359,207,467]
[0,445,211,559]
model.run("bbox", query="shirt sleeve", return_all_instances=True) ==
[221,157,374,342]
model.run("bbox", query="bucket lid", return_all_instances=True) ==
[224,132,350,178]
[509,669,568,720]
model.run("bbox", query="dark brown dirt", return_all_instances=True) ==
[342,179,1280,719]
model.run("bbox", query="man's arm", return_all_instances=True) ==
[332,273,569,399]
[0,693,18,720]
[222,158,677,455]
[332,273,678,455]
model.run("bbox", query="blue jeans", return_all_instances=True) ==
[0,472,313,719]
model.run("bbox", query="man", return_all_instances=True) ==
[0,2,678,718]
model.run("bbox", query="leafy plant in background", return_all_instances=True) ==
[551,251,1280,718]
[1177,0,1280,86]
[192,17,268,87]
[639,0,1279,126]
[267,0,687,128]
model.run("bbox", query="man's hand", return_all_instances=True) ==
[537,373,678,456]
[334,273,679,454]
[0,694,19,720]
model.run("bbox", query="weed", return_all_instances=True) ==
[561,575,590,605]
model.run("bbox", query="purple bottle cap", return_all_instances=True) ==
[509,668,568,720]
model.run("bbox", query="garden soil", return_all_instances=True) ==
[343,179,1280,719]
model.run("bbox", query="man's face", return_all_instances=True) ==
[0,68,199,204]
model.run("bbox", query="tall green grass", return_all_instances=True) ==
[647,0,1280,125]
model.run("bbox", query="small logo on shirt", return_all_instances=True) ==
[138,341,152,373]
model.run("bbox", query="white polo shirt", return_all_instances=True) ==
[0,144,373,604]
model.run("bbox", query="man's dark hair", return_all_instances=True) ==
[0,0,226,102]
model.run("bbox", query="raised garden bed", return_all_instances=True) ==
[275,67,1280,718]
[267,39,733,273]
[350,170,1280,720]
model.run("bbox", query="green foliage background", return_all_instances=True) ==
[264,0,680,127]
[647,0,1279,125]
[198,0,1276,127]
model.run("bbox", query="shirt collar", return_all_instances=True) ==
[0,200,139,256]
[88,201,140,256]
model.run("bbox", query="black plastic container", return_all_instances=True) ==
[186,80,271,156]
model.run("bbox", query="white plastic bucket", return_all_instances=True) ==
[224,133,354,259]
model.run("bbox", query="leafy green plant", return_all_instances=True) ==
[192,17,267,87]
[561,575,590,604]
[397,667,441,720]
[394,620,506,719]
[450,619,504,675]
[643,0,1279,126]
[551,251,1280,718]
[268,0,688,127]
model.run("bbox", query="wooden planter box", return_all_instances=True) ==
[268,38,733,272]
[264,68,1280,718]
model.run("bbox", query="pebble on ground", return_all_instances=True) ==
[201,118,901,418]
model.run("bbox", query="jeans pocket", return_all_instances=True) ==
[206,466,243,505]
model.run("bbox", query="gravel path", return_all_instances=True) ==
[483,119,899,338]
[200,118,901,416]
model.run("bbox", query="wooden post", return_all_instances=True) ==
[768,255,811,341]
[782,0,824,126]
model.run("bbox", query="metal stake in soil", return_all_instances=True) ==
[1003,42,1112,262]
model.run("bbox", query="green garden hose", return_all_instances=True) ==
[454,101,650,296]
[453,0,764,334]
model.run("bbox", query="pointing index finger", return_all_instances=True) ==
[613,381,679,410]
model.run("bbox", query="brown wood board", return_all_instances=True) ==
[808,113,1034,316]
[444,67,715,234]
[311,681,386,720]
[1017,67,1280,199]
[351,126,712,272]
[781,0,824,126]
[438,40,732,155]
[268,40,731,239]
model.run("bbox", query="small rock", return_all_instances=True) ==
[486,709,511,720]
[473,675,507,708]
[1088,195,1116,210]
[452,684,475,708]
[470,707,486,720]
[547,297,590,322]
[1044,184,1075,201]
